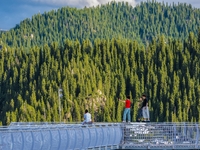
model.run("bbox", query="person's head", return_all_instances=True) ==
[127,95,130,99]
[85,109,88,113]
[142,94,146,99]
[139,97,143,100]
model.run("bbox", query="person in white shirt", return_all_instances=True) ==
[82,109,92,125]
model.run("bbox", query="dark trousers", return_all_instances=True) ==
[137,108,143,121]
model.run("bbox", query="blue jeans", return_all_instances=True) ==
[123,108,131,122]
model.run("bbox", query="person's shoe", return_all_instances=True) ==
[128,121,131,124]
[122,121,125,123]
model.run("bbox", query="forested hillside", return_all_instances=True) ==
[0,1,200,125]
[0,33,200,125]
[1,1,200,48]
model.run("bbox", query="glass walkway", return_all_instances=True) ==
[0,122,199,149]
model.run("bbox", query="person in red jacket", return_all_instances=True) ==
[120,95,131,123]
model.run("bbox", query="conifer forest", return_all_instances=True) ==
[0,1,200,125]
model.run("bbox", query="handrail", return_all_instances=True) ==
[0,122,200,149]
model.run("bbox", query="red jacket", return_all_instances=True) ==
[125,99,131,108]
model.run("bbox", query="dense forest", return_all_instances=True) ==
[1,1,200,48]
[1,34,200,125]
[0,1,200,125]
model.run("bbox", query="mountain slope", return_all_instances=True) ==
[1,1,200,48]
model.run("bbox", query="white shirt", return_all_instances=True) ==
[84,112,91,122]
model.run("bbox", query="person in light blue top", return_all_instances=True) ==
[82,109,92,125]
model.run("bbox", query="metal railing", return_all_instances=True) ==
[1,122,200,149]
[0,122,122,150]
[120,122,200,149]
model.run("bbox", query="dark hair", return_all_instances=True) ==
[85,109,88,113]
[127,95,130,99]
[142,94,146,97]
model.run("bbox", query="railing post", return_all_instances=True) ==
[183,122,186,136]
[120,123,125,148]
[173,124,176,149]
[195,123,199,149]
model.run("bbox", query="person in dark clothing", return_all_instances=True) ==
[137,97,143,122]
[141,94,150,122]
